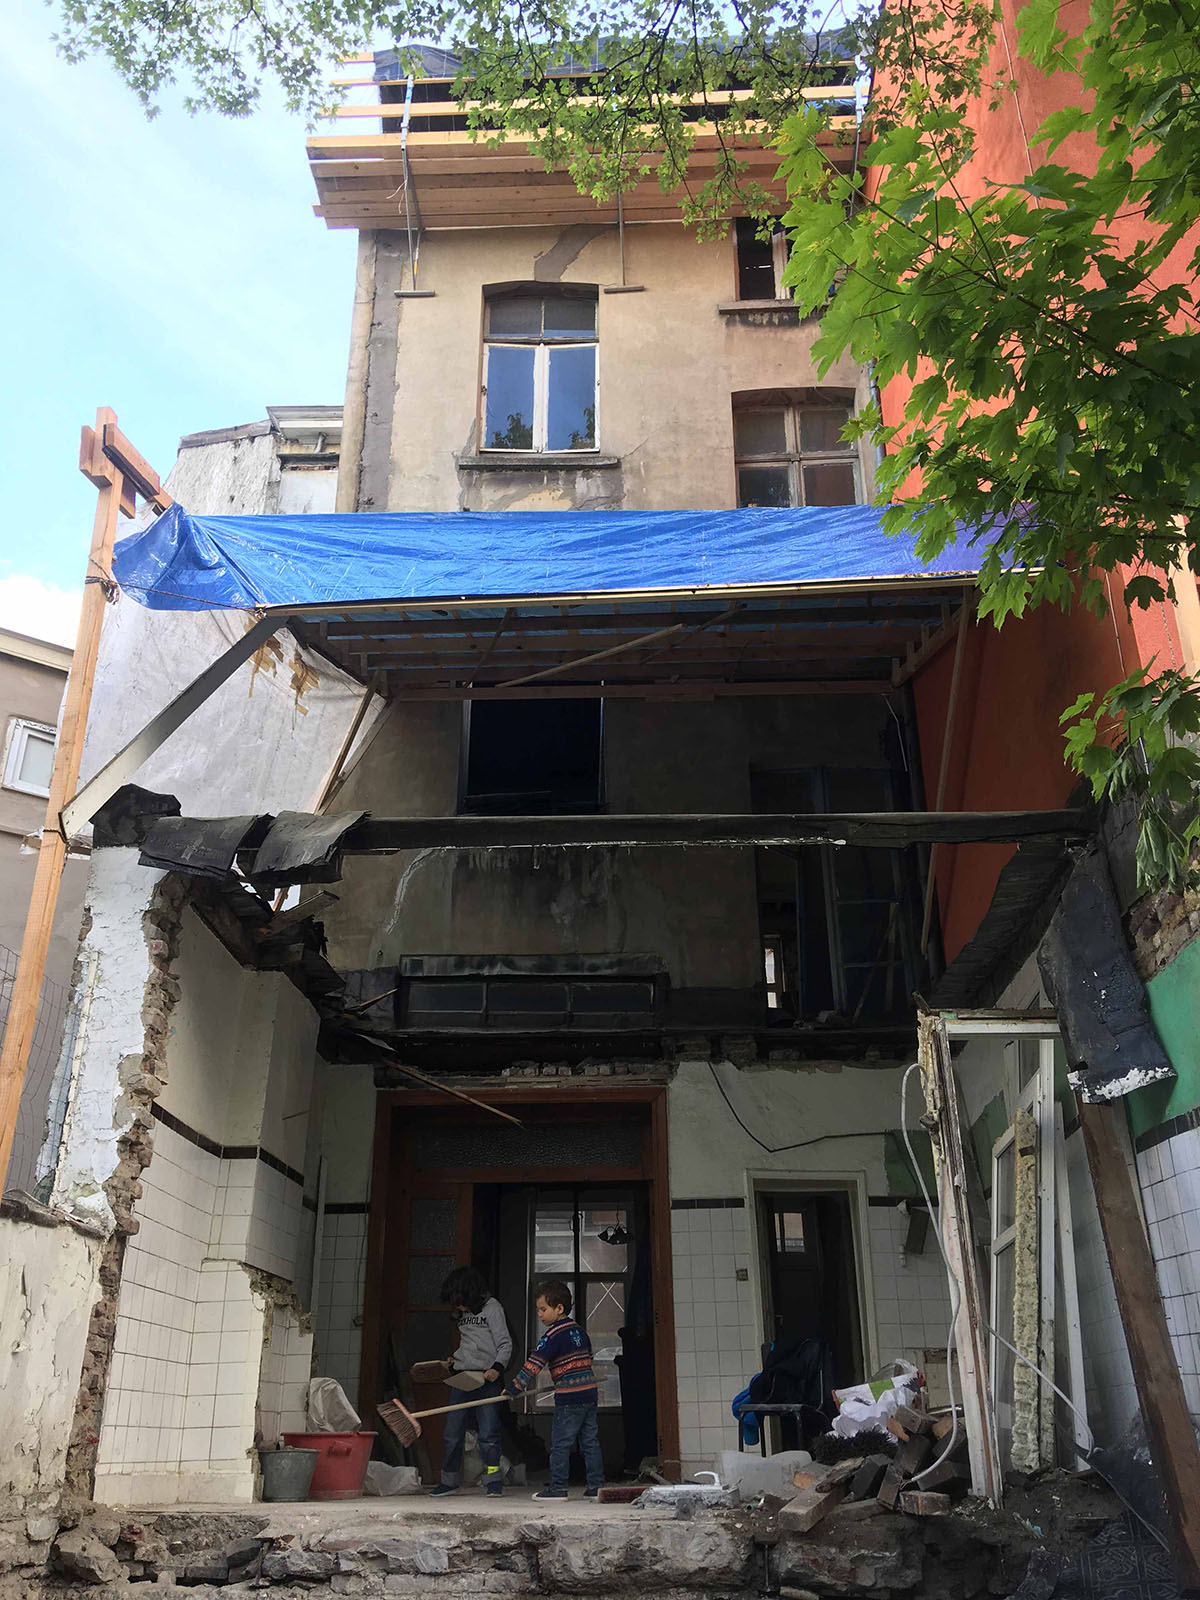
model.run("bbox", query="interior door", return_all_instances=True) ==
[397,1177,473,1478]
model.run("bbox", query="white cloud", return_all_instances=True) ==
[0,575,81,649]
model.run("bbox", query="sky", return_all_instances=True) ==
[0,0,359,646]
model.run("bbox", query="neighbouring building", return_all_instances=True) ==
[0,626,87,1194]
[3,36,1199,1576]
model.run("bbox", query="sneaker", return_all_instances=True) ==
[485,1480,503,1497]
[531,1488,568,1500]
[583,1487,603,1499]
[429,1483,457,1496]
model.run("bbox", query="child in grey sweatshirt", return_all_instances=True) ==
[431,1267,514,1497]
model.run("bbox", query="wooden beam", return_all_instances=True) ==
[335,808,1091,854]
[892,605,963,687]
[1080,1100,1200,1590]
[101,421,173,513]
[60,613,293,836]
[921,590,973,954]
[382,679,889,701]
[0,408,125,1188]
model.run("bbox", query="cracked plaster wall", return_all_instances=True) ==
[369,221,870,514]
[0,1212,101,1522]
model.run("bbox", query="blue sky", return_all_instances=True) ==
[0,0,358,645]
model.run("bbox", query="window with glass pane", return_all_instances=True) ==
[527,1190,635,1409]
[483,289,598,453]
[733,399,860,507]
[3,719,56,798]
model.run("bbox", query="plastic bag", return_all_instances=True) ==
[831,1360,921,1438]
[306,1377,362,1433]
[364,1461,421,1497]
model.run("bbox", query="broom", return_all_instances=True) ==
[377,1393,508,1448]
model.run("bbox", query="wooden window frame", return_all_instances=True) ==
[734,401,861,508]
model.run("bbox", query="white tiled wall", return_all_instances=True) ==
[95,1122,313,1505]
[258,1301,314,1444]
[671,1205,762,1474]
[210,1156,305,1283]
[1138,1127,1200,1423]
[868,1205,956,1364]
[313,1209,368,1404]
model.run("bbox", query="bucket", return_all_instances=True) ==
[280,1431,376,1500]
[259,1446,319,1502]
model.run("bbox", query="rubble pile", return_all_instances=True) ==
[0,1470,1121,1600]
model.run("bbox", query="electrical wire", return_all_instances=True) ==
[708,1060,913,1158]
[900,1061,1096,1495]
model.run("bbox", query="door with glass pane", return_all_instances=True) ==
[399,1178,474,1474]
[526,1187,639,1411]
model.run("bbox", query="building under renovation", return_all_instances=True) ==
[2,35,1200,1599]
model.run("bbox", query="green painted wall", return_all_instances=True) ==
[1126,935,1200,1141]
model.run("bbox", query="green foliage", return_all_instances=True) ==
[1061,669,1200,891]
[777,0,1200,889]
[49,0,1200,888]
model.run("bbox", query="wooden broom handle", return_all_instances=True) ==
[410,1394,509,1421]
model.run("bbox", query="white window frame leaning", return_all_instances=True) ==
[734,403,862,507]
[3,717,57,798]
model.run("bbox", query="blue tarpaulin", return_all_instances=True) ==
[112,503,988,613]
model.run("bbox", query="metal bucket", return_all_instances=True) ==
[259,1446,319,1502]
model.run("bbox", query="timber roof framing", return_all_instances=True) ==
[285,587,971,702]
[308,58,859,230]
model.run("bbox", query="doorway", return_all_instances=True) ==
[361,1088,678,1482]
[754,1186,865,1441]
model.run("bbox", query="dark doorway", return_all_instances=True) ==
[757,1188,864,1403]
[461,698,604,813]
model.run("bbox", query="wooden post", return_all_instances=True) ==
[0,410,126,1187]
[920,588,972,954]
[1079,1100,1200,1593]
[0,409,169,1191]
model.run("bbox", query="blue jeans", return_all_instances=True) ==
[439,1378,503,1486]
[549,1402,604,1490]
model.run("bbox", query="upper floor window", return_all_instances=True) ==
[3,718,56,798]
[734,393,860,507]
[734,218,787,301]
[482,288,598,453]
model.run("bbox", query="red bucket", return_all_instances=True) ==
[280,1431,375,1500]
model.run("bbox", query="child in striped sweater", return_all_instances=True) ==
[506,1278,605,1500]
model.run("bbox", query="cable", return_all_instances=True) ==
[901,1061,964,1479]
[708,1061,929,1195]
[708,1060,915,1158]
[900,1061,1096,1494]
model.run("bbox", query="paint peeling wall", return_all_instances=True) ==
[79,428,381,822]
[324,690,897,992]
[353,222,872,515]
[0,1209,101,1523]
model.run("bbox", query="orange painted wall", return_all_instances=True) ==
[877,0,1198,959]
[911,591,1172,961]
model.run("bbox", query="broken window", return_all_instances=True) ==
[734,394,860,508]
[3,717,56,798]
[461,697,603,814]
[482,288,598,452]
[734,217,788,300]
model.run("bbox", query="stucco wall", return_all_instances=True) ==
[368,221,871,514]
[324,691,896,987]
[0,1211,101,1523]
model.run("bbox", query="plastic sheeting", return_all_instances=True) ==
[112,502,989,612]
